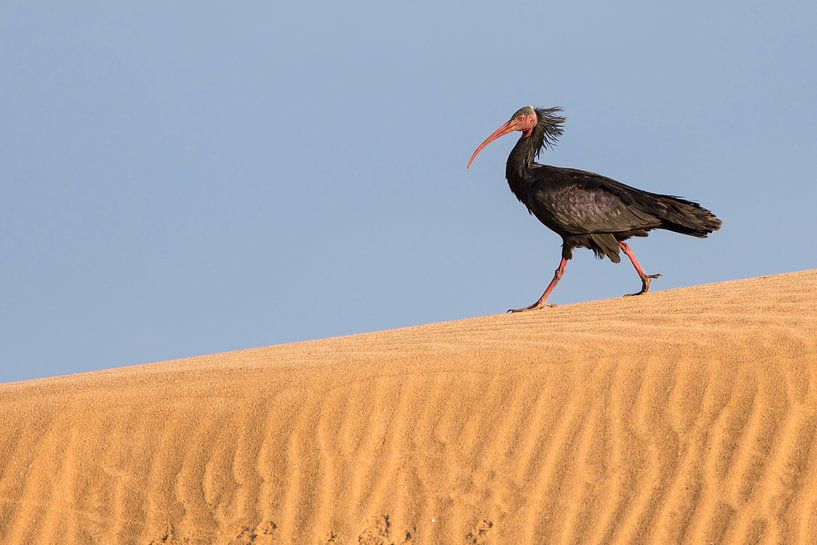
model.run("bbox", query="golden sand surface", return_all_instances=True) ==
[1,270,816,545]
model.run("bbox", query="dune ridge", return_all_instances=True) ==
[1,270,816,545]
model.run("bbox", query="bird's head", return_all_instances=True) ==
[467,105,564,168]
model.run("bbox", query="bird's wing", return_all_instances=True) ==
[529,167,661,235]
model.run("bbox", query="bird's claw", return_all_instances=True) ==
[624,273,662,297]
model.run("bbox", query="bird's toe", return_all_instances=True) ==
[507,302,556,313]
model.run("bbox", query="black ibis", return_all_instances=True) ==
[467,106,722,312]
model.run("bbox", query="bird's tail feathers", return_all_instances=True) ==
[649,195,722,237]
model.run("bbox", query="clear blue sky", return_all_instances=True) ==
[2,1,815,382]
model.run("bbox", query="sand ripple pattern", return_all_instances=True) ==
[1,270,816,544]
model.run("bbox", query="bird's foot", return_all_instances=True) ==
[624,273,662,297]
[507,301,556,313]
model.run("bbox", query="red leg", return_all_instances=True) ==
[618,242,661,296]
[508,257,568,313]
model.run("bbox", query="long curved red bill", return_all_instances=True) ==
[467,120,515,168]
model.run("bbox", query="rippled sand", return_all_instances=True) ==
[1,270,816,545]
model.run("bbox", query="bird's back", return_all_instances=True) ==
[525,166,656,235]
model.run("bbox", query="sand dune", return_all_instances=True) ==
[1,270,816,545]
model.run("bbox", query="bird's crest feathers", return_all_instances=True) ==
[534,107,565,157]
